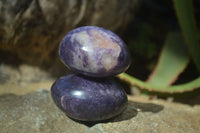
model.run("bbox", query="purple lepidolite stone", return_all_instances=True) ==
[59,26,131,77]
[51,74,127,121]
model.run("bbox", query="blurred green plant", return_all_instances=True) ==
[118,0,200,94]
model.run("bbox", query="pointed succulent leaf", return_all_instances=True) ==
[147,32,189,87]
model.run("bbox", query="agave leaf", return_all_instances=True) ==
[117,73,200,93]
[173,0,200,73]
[147,32,189,87]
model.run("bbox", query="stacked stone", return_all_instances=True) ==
[51,26,131,121]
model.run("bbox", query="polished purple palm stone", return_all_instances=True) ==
[51,74,127,121]
[59,26,131,77]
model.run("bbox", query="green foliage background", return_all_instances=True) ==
[119,0,200,94]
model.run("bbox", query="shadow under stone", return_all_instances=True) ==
[70,100,164,127]
[68,117,115,127]
[112,101,164,122]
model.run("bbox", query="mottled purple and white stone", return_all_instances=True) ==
[59,26,131,77]
[51,74,127,121]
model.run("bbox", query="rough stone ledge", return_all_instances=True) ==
[0,85,200,133]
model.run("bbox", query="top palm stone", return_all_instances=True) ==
[59,26,131,77]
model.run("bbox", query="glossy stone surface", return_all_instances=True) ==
[59,26,131,77]
[51,74,127,121]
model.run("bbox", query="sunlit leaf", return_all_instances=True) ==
[147,32,189,87]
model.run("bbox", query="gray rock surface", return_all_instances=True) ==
[0,64,52,85]
[0,0,138,65]
[0,83,200,133]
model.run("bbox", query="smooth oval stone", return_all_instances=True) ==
[59,26,131,77]
[51,74,127,121]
